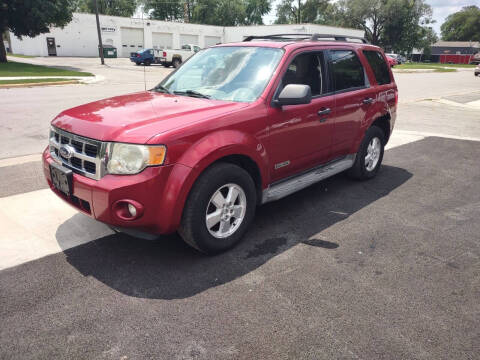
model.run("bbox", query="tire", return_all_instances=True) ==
[144,59,151,66]
[135,62,141,66]
[172,58,181,68]
[348,125,385,180]
[179,163,257,254]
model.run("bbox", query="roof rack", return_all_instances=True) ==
[243,33,368,44]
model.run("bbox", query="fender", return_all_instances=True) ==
[349,90,394,154]
[156,130,269,233]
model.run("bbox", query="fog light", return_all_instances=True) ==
[127,203,137,217]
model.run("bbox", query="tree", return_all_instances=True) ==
[332,0,433,53]
[245,0,271,25]
[76,0,138,17]
[188,0,271,26]
[381,0,435,54]
[441,6,480,41]
[274,0,303,24]
[416,26,437,60]
[142,0,183,21]
[0,0,75,63]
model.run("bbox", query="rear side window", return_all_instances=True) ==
[363,50,391,85]
[330,50,365,92]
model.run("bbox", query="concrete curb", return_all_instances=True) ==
[0,75,105,88]
[0,80,80,88]
[393,67,473,73]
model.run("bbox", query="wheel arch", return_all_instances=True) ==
[371,112,392,143]
[157,131,269,233]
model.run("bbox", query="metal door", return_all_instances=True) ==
[46,37,57,56]
[120,27,144,57]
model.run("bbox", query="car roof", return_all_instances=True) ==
[215,40,381,52]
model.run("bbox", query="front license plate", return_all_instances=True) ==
[50,162,73,196]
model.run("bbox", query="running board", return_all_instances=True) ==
[262,154,356,204]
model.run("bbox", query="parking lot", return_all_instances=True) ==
[1,58,479,359]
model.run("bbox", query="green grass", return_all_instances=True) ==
[0,61,93,77]
[396,62,476,70]
[433,68,457,72]
[7,53,36,59]
[0,78,78,85]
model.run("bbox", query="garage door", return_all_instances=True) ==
[152,32,173,50]
[121,27,144,57]
[204,36,221,48]
[179,34,199,47]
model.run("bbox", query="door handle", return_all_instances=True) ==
[317,108,331,116]
[363,97,374,104]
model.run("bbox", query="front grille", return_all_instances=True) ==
[49,127,107,180]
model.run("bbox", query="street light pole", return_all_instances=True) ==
[95,0,105,65]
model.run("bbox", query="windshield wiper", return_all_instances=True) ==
[152,85,173,94]
[174,90,211,99]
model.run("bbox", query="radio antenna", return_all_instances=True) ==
[142,10,146,91]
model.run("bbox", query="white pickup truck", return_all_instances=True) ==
[160,44,202,68]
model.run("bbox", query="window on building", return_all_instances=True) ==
[362,50,391,85]
[330,50,366,91]
[281,52,327,96]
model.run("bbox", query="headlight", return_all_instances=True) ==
[107,143,166,175]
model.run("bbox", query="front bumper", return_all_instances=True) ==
[43,148,175,234]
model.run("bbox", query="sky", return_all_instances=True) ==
[262,0,480,36]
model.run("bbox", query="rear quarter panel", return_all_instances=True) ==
[348,46,397,153]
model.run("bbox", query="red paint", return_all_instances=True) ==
[386,56,398,67]
[439,54,473,64]
[43,40,398,235]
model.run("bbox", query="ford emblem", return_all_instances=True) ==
[59,145,74,159]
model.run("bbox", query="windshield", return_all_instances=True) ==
[156,46,284,102]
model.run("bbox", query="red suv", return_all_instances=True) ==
[43,34,397,254]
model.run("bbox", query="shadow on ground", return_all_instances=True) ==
[56,164,412,299]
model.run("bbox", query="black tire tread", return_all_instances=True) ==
[179,162,256,254]
[348,125,385,180]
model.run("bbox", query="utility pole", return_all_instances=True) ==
[95,0,105,65]
[297,0,301,24]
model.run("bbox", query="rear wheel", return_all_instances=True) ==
[172,58,182,68]
[348,126,385,180]
[179,163,256,254]
[144,59,151,66]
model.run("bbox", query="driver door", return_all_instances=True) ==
[265,50,335,182]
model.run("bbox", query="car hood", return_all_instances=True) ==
[52,91,249,143]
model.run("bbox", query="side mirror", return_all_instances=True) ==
[275,84,312,106]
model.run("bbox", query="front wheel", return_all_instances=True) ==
[348,126,385,180]
[179,163,256,254]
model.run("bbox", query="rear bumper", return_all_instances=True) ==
[42,148,180,234]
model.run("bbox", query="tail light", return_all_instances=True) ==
[136,54,141,58]
[162,51,167,57]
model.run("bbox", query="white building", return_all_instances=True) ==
[10,13,364,58]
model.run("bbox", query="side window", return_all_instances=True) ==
[330,50,366,92]
[182,45,191,51]
[362,50,391,85]
[281,52,327,96]
[194,46,200,53]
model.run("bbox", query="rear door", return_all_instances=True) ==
[265,49,335,182]
[328,49,378,159]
